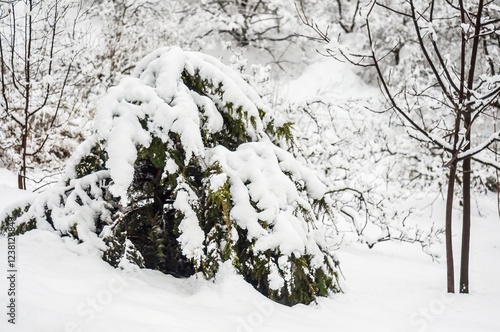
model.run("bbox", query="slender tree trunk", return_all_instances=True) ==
[445,160,457,293]
[460,151,471,293]
[459,0,484,294]
[20,122,28,190]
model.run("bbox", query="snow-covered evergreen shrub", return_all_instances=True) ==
[1,47,341,305]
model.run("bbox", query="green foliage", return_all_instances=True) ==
[201,164,232,278]
[230,228,340,305]
[1,205,35,236]
[182,69,256,151]
[275,122,294,143]
[75,143,107,179]
[103,234,145,269]
[265,118,294,145]
[138,137,166,169]
[111,142,197,277]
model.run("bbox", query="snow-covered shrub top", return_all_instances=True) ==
[90,49,260,202]
[69,48,291,200]
[2,47,340,305]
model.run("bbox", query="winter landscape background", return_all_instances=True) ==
[1,1,499,331]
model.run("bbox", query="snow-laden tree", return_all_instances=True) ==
[302,0,500,293]
[174,0,318,73]
[84,0,187,91]
[0,0,90,189]
[1,47,341,305]
[192,0,296,47]
[281,96,444,257]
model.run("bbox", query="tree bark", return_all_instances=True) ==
[460,152,471,293]
[459,0,484,294]
[445,160,457,293]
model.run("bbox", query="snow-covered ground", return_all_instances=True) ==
[1,170,499,332]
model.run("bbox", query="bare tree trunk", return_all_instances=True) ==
[445,160,457,293]
[459,0,484,294]
[20,126,27,190]
[301,0,500,294]
[460,153,471,293]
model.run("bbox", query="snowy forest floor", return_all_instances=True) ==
[1,170,499,332]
